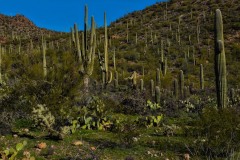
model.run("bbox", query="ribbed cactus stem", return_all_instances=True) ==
[150,79,155,97]
[130,71,137,89]
[104,12,109,85]
[184,86,189,99]
[140,79,144,91]
[197,21,200,45]
[113,48,116,71]
[114,71,118,89]
[74,23,81,62]
[155,86,160,104]
[179,70,184,98]
[214,9,227,109]
[114,70,118,83]
[200,64,204,90]
[142,66,145,77]
[71,27,75,46]
[135,32,138,44]
[164,58,167,76]
[126,21,129,43]
[156,68,161,87]
[42,37,47,78]
[84,5,88,51]
[0,45,2,84]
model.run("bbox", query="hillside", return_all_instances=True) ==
[0,14,58,43]
[1,0,240,159]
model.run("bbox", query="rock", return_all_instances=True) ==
[72,140,83,146]
[184,153,190,160]
[90,146,96,151]
[13,134,18,138]
[37,142,47,149]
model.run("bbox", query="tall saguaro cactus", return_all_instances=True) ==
[81,16,96,92]
[0,45,2,84]
[179,70,184,98]
[42,37,47,78]
[214,9,227,109]
[74,23,81,61]
[200,64,204,90]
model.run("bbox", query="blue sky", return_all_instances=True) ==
[0,0,166,32]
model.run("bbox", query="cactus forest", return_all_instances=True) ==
[1,0,240,159]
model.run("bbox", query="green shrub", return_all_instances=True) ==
[188,107,240,158]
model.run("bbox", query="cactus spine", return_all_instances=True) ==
[214,9,227,109]
[200,64,204,90]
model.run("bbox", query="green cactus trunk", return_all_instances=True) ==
[164,58,167,76]
[214,9,227,109]
[42,37,47,78]
[200,64,204,90]
[113,48,116,71]
[140,79,144,91]
[0,45,2,84]
[126,21,129,43]
[150,79,155,97]
[179,70,184,98]
[74,24,81,62]
[103,12,112,88]
[156,68,161,87]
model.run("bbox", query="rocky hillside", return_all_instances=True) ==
[0,14,58,43]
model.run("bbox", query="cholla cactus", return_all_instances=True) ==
[31,104,55,129]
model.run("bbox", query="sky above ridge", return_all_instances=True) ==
[0,0,167,32]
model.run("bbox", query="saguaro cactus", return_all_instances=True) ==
[200,64,204,90]
[179,70,184,98]
[42,37,47,78]
[113,48,116,71]
[126,21,129,43]
[140,79,144,91]
[150,79,155,97]
[0,45,2,84]
[76,6,97,92]
[74,23,81,61]
[214,9,227,109]
[103,12,112,86]
[164,58,168,76]
[156,68,161,87]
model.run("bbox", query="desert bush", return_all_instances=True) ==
[187,107,240,158]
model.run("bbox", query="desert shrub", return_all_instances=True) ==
[187,107,240,158]
[123,51,139,62]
